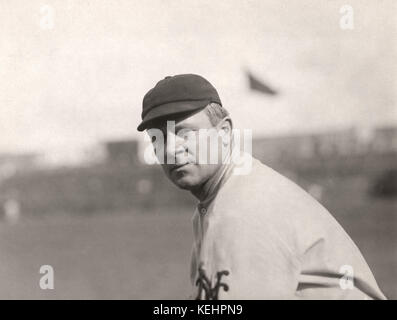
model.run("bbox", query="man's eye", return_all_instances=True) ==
[177,129,197,136]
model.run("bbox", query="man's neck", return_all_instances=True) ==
[191,170,220,202]
[190,147,235,204]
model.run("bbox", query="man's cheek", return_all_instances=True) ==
[184,140,198,163]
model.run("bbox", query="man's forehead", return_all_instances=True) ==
[148,109,212,131]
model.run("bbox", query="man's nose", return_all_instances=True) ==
[165,131,186,162]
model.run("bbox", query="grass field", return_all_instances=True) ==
[0,176,396,299]
[0,211,193,299]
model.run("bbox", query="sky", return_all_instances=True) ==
[0,0,396,162]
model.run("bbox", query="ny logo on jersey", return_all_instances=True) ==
[195,263,230,300]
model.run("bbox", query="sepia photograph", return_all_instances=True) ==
[0,0,396,301]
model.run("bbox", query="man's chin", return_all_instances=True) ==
[166,165,197,190]
[172,178,196,190]
[169,174,200,190]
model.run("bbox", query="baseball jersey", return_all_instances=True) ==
[189,152,386,300]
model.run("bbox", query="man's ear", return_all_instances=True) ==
[220,116,232,132]
[218,117,233,145]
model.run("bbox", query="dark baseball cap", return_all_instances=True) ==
[137,74,222,131]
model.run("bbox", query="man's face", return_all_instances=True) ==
[147,109,227,191]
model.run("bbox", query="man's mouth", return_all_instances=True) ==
[170,163,189,173]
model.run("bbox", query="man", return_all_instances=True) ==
[137,74,386,300]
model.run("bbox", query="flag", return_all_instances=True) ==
[247,71,278,95]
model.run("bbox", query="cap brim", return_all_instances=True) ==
[137,100,209,131]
